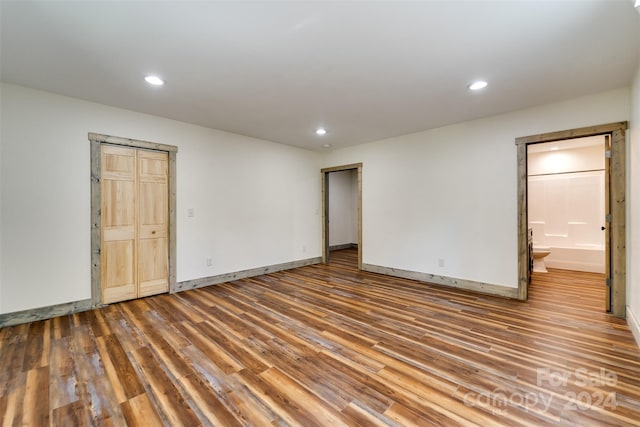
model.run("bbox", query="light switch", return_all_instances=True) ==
[187,208,195,217]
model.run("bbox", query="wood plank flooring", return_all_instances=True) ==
[1,249,639,426]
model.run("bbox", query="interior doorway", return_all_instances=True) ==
[527,136,608,308]
[89,133,178,306]
[321,163,363,269]
[515,122,627,318]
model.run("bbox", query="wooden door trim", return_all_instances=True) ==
[604,135,612,312]
[321,163,363,269]
[515,122,627,317]
[89,133,178,306]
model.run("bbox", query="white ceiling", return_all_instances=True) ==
[1,1,639,151]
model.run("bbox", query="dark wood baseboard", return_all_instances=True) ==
[0,298,96,328]
[175,256,322,292]
[0,257,322,327]
[329,243,358,251]
[362,263,519,299]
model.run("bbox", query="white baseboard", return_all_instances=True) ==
[627,305,640,349]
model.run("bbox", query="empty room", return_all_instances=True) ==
[2,1,640,426]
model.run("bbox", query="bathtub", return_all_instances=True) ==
[544,245,605,274]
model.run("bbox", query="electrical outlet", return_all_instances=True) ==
[302,245,307,253]
[206,257,212,266]
[438,258,445,268]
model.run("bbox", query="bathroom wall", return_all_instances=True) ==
[528,140,605,273]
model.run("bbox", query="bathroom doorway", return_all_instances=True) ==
[515,122,626,317]
[321,163,363,268]
[527,136,608,304]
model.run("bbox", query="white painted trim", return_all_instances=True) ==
[176,257,322,292]
[362,263,519,299]
[627,305,640,349]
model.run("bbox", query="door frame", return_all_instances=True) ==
[89,133,178,306]
[321,163,363,269]
[515,122,627,317]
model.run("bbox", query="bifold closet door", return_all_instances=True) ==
[137,150,169,297]
[101,145,168,304]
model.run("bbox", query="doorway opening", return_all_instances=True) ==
[515,122,627,317]
[321,163,363,269]
[527,136,608,309]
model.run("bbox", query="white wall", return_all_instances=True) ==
[0,85,3,312]
[0,81,633,315]
[0,83,322,314]
[328,170,358,246]
[629,53,640,341]
[323,88,629,288]
[351,170,358,244]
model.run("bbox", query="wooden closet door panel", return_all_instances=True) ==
[101,145,137,304]
[138,182,168,239]
[137,150,169,297]
[138,151,167,182]
[102,240,136,302]
[102,145,136,180]
[138,238,168,297]
[102,180,135,240]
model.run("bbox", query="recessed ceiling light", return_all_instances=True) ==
[315,128,327,135]
[468,81,488,91]
[145,75,164,86]
[322,143,332,148]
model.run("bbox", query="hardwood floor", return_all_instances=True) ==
[1,249,639,426]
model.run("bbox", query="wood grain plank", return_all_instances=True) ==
[177,373,244,427]
[120,393,164,427]
[49,337,80,410]
[22,366,49,426]
[71,325,126,425]
[130,346,200,427]
[51,399,91,427]
[341,400,399,427]
[21,320,45,371]
[100,334,145,399]
[0,371,26,427]
[95,336,128,404]
[1,249,639,426]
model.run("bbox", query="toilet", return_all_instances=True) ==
[532,246,551,273]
